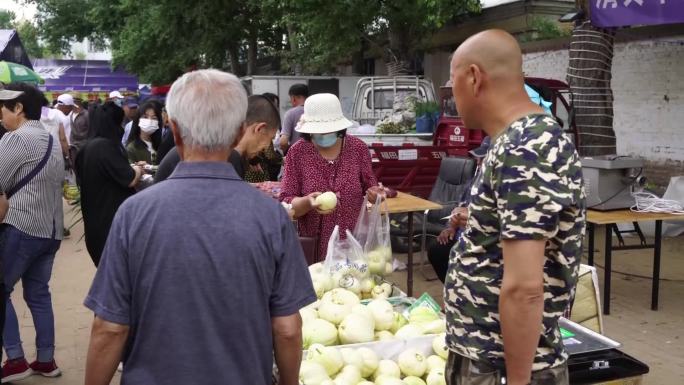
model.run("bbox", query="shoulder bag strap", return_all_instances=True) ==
[6,134,54,199]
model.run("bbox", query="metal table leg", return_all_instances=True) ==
[652,220,662,311]
[603,224,613,315]
[407,212,414,297]
[587,222,595,266]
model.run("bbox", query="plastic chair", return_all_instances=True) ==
[390,156,476,279]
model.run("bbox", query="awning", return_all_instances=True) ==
[32,59,138,92]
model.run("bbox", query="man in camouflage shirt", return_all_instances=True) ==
[444,30,586,385]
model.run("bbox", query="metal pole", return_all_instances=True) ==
[407,212,414,297]
[393,77,397,110]
[603,224,612,315]
[415,76,419,99]
[371,77,375,118]
[652,220,662,311]
[587,222,595,266]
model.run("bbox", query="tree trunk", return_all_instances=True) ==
[287,23,302,76]
[567,21,617,156]
[227,44,242,76]
[386,27,412,76]
[351,44,365,75]
[247,32,258,75]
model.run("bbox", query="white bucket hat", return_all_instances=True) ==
[295,93,353,134]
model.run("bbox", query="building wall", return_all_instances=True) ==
[520,36,684,187]
[68,38,111,61]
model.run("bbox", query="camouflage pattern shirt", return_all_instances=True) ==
[444,114,586,371]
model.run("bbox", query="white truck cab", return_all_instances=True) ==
[350,76,437,146]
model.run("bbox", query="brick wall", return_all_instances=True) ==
[522,35,684,188]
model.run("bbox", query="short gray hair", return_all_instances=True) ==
[166,69,247,151]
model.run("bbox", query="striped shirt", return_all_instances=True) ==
[0,120,65,239]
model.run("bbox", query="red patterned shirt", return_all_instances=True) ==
[280,135,377,260]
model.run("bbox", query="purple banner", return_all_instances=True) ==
[31,59,138,92]
[591,0,684,28]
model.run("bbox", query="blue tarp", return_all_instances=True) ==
[525,84,552,114]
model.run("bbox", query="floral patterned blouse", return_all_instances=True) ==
[280,135,377,261]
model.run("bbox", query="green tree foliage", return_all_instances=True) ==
[30,0,101,53]
[29,0,481,81]
[28,0,284,83]
[0,9,15,29]
[0,8,50,59]
[519,16,571,43]
[15,20,45,59]
[273,0,481,74]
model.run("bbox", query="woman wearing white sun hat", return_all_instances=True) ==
[279,93,380,262]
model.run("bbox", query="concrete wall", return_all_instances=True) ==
[520,36,684,187]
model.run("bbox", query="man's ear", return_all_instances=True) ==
[232,123,247,148]
[170,120,185,160]
[253,122,268,134]
[469,64,483,97]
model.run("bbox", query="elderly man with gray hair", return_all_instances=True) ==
[83,69,316,385]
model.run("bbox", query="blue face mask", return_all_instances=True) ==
[113,99,123,107]
[312,133,338,148]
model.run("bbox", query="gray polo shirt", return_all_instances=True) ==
[282,105,304,144]
[85,161,315,385]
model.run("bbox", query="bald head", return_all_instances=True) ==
[449,29,539,135]
[451,29,524,86]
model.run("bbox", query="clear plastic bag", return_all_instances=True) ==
[323,225,371,294]
[353,197,393,276]
[62,170,79,201]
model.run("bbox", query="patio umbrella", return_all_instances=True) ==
[0,61,44,85]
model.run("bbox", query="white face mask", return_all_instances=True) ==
[139,118,159,134]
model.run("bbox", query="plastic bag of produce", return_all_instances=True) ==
[324,226,370,295]
[62,170,79,201]
[353,196,393,276]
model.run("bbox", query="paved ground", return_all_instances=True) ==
[6,213,120,384]
[5,217,683,384]
[395,227,684,385]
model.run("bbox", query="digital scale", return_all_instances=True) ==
[561,318,649,384]
[582,156,645,211]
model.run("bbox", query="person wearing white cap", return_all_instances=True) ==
[279,93,381,261]
[53,93,75,144]
[108,90,124,106]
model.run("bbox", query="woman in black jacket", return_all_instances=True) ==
[75,102,144,266]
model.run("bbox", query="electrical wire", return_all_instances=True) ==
[630,191,684,215]
[587,168,641,209]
